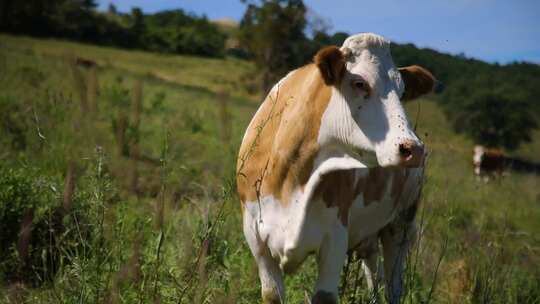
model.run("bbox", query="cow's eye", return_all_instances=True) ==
[351,79,370,97]
[353,80,366,90]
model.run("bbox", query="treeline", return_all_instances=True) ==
[0,0,226,57]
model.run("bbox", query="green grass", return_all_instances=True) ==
[0,34,539,303]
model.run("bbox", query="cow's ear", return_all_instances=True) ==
[314,46,346,86]
[398,65,436,101]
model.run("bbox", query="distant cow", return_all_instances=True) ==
[237,33,436,304]
[473,145,540,179]
[473,145,506,178]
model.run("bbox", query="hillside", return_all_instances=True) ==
[0,35,539,303]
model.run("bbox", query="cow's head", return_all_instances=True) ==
[314,33,435,168]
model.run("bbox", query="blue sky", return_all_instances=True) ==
[98,0,540,64]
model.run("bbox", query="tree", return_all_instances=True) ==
[81,0,97,10]
[143,10,226,56]
[239,0,309,93]
[107,3,117,15]
[443,82,538,151]
[130,7,146,43]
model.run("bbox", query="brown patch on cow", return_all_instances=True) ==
[237,64,332,206]
[344,169,388,208]
[314,46,345,86]
[360,168,411,207]
[363,168,391,205]
[398,65,436,101]
[315,170,356,225]
[314,167,415,226]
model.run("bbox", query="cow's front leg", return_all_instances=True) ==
[243,212,285,303]
[380,221,417,304]
[257,248,285,304]
[312,223,348,304]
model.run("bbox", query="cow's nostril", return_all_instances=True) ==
[399,144,412,159]
[399,141,424,167]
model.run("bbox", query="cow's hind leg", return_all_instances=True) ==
[354,236,383,302]
[312,224,348,304]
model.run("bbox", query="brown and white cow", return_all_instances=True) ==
[473,145,506,180]
[236,33,436,304]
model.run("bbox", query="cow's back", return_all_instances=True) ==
[236,64,331,206]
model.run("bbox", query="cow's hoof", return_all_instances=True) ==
[312,290,337,304]
[262,288,281,304]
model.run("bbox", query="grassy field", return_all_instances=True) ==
[0,34,539,303]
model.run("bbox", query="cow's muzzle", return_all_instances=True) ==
[398,140,424,168]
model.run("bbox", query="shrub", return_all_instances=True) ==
[443,89,538,150]
[0,95,29,151]
[0,165,92,285]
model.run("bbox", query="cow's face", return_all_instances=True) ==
[315,33,435,168]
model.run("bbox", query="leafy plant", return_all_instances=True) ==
[0,165,92,285]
